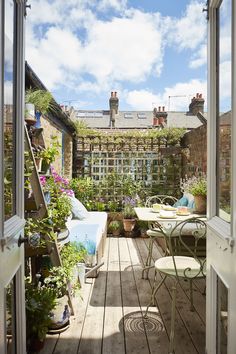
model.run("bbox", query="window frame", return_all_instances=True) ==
[1,0,25,247]
[207,0,235,246]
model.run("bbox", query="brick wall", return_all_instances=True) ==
[40,116,63,175]
[182,124,207,176]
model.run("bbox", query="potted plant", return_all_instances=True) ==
[39,136,61,174]
[43,243,87,331]
[25,89,56,128]
[181,174,207,214]
[122,197,137,233]
[137,220,148,237]
[40,171,73,234]
[108,220,122,236]
[25,278,57,352]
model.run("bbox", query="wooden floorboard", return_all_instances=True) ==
[42,236,206,354]
[102,238,126,354]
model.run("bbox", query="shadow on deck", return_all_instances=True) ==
[41,237,206,354]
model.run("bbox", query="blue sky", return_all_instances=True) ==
[26,1,208,111]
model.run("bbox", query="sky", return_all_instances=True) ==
[25,0,209,112]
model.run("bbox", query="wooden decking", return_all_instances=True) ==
[41,237,206,354]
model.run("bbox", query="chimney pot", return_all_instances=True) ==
[199,93,202,98]
[114,91,117,97]
[162,106,165,112]
[111,91,113,97]
[158,106,161,112]
[196,93,199,98]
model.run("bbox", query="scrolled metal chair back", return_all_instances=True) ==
[166,218,207,280]
[145,195,178,207]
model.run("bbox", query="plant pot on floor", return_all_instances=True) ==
[123,219,136,232]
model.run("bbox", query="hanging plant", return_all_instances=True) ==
[25,89,56,115]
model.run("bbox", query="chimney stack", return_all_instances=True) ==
[109,91,119,128]
[188,93,205,115]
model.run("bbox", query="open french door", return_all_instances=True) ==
[207,0,236,353]
[0,1,25,353]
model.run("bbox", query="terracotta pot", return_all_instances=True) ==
[112,229,120,237]
[194,195,207,214]
[123,219,136,232]
[28,337,45,352]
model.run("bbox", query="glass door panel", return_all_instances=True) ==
[216,276,228,354]
[6,277,16,354]
[217,0,232,222]
[4,0,16,220]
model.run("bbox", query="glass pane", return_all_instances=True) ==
[4,0,16,220]
[217,0,231,222]
[216,276,228,354]
[6,278,16,354]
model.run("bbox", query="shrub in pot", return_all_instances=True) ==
[25,278,57,351]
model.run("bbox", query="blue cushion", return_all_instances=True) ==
[174,196,188,207]
[187,199,195,209]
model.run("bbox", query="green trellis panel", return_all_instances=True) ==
[74,135,183,199]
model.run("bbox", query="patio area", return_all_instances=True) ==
[41,236,206,354]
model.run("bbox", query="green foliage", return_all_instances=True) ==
[75,125,186,145]
[24,217,54,246]
[122,204,136,219]
[44,243,87,297]
[48,192,72,230]
[108,220,122,231]
[39,136,61,164]
[25,89,55,115]
[181,174,207,197]
[25,278,57,341]
[69,177,96,210]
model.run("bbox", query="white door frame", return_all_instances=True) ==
[0,1,25,353]
[207,0,236,353]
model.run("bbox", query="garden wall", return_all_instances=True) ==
[182,124,207,176]
[41,116,73,179]
[73,130,184,199]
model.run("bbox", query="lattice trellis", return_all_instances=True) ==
[74,135,183,199]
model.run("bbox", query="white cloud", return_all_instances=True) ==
[125,90,162,110]
[169,1,207,50]
[26,6,165,91]
[25,0,208,109]
[125,79,207,111]
[189,44,207,68]
[81,12,163,84]
[98,0,127,12]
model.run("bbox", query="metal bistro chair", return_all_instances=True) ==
[144,217,207,354]
[142,195,178,279]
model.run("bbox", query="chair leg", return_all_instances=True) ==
[144,273,167,318]
[189,279,194,312]
[169,282,177,354]
[142,237,155,279]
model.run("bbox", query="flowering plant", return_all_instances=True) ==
[180,174,207,197]
[122,196,137,219]
[39,167,73,230]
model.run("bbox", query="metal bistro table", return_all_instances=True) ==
[134,207,206,278]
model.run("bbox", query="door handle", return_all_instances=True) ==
[18,235,29,247]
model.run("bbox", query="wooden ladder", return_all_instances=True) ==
[24,124,74,315]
